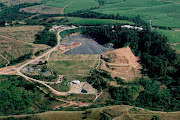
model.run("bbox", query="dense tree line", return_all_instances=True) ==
[82,25,179,111]
[9,52,33,65]
[87,70,111,92]
[0,3,5,7]
[0,3,41,21]
[34,29,57,47]
[0,76,61,115]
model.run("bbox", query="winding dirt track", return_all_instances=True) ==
[15,27,77,96]
[0,54,10,66]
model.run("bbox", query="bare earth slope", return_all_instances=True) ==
[101,46,142,81]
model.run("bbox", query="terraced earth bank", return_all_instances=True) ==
[62,35,113,54]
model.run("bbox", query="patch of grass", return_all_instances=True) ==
[173,44,180,51]
[0,26,49,66]
[65,17,135,25]
[48,53,99,75]
[155,29,180,44]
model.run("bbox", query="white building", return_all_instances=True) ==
[72,80,80,84]
[121,25,143,30]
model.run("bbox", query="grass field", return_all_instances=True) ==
[48,52,99,75]
[20,4,64,14]
[155,29,180,44]
[173,44,180,52]
[1,0,42,6]
[0,26,49,66]
[43,0,99,13]
[64,17,135,25]
[1,105,179,120]
[155,29,180,51]
[94,0,180,28]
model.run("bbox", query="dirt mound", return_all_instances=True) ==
[59,42,82,52]
[102,46,140,68]
[101,46,141,81]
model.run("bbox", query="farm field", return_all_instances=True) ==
[20,4,64,14]
[1,105,180,120]
[48,52,99,75]
[65,17,135,25]
[94,0,180,28]
[155,29,180,51]
[43,0,99,13]
[173,44,180,52]
[0,26,50,66]
[1,0,42,6]
[155,29,180,44]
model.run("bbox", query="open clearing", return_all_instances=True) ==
[62,35,112,54]
[155,29,180,51]
[48,52,99,75]
[155,29,180,44]
[100,46,142,81]
[68,82,97,94]
[1,0,42,6]
[0,26,50,66]
[43,0,99,13]
[94,0,180,28]
[1,105,179,120]
[20,4,64,14]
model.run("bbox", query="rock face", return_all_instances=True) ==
[62,35,112,54]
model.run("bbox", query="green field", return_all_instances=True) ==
[155,29,180,44]
[65,17,135,25]
[1,105,180,120]
[43,0,99,13]
[94,0,180,28]
[173,44,180,52]
[48,53,99,75]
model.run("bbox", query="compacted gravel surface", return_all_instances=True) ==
[62,35,112,54]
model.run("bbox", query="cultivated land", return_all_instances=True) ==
[1,0,42,6]
[94,0,180,28]
[20,4,64,14]
[0,26,49,66]
[155,29,180,51]
[1,105,180,120]
[48,52,99,75]
[65,17,135,25]
[43,0,99,13]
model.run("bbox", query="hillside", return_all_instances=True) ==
[1,105,180,120]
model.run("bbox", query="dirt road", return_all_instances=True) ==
[14,26,77,96]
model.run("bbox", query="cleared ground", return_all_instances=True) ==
[100,46,142,81]
[1,0,42,6]
[20,4,64,14]
[48,52,99,75]
[62,35,112,54]
[0,26,49,66]
[94,0,180,28]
